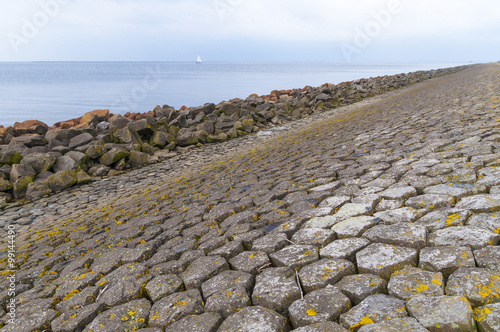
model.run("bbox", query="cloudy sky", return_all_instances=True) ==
[0,0,499,63]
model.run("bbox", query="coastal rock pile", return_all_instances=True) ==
[0,65,472,207]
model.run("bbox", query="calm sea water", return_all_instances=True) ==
[0,62,465,126]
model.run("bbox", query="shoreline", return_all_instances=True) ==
[0,64,476,210]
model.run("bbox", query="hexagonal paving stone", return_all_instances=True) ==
[269,245,319,270]
[423,183,487,200]
[229,251,271,275]
[406,295,475,331]
[455,194,500,213]
[207,240,244,260]
[319,238,371,262]
[293,321,348,331]
[333,203,374,221]
[428,226,500,250]
[387,266,444,301]
[252,232,289,254]
[413,208,470,231]
[419,245,475,279]
[179,255,229,290]
[474,245,500,272]
[205,286,251,318]
[291,228,336,246]
[375,199,403,212]
[148,289,204,328]
[378,186,417,200]
[0,308,58,332]
[473,302,500,332]
[446,267,500,307]
[163,312,223,332]
[97,274,152,308]
[145,274,184,302]
[216,306,290,332]
[362,223,427,250]
[357,317,428,332]
[331,216,379,238]
[252,267,301,315]
[288,286,351,328]
[82,298,151,332]
[374,207,427,224]
[466,212,500,233]
[339,294,407,332]
[405,194,455,210]
[51,303,105,332]
[356,243,418,280]
[304,215,340,229]
[298,258,356,293]
[336,274,387,305]
[201,270,254,300]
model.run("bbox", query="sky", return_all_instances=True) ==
[0,0,499,63]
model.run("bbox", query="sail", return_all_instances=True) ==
[196,55,202,63]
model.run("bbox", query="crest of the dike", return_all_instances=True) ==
[1,63,500,331]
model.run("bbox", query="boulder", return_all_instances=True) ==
[45,129,71,146]
[25,181,52,201]
[13,120,48,136]
[128,119,154,137]
[0,178,13,192]
[176,131,199,147]
[109,115,130,130]
[68,133,93,149]
[155,105,175,119]
[220,103,241,116]
[191,103,215,118]
[76,170,92,184]
[10,164,36,182]
[13,176,33,199]
[128,150,148,168]
[66,151,92,171]
[85,145,107,159]
[20,153,56,173]
[196,121,215,135]
[88,164,110,177]
[10,135,47,148]
[81,109,109,125]
[206,133,228,143]
[169,114,187,128]
[150,131,175,148]
[0,149,23,165]
[100,148,130,166]
[113,126,142,145]
[47,169,78,192]
[53,156,77,173]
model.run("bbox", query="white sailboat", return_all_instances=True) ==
[196,55,202,63]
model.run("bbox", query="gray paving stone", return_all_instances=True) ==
[357,317,428,332]
[304,215,339,229]
[473,302,500,332]
[145,274,184,302]
[252,232,289,254]
[387,266,444,301]
[216,306,290,332]
[52,303,105,332]
[413,208,470,231]
[339,294,407,332]
[163,312,223,332]
[455,194,500,213]
[82,298,151,332]
[180,255,229,290]
[320,238,371,262]
[336,274,388,305]
[205,286,252,318]
[423,183,487,200]
[148,289,204,328]
[299,258,356,293]
[466,212,500,233]
[362,223,427,250]
[374,199,403,212]
[406,295,476,331]
[356,243,418,280]
[446,267,500,307]
[374,207,427,224]
[229,251,271,275]
[474,245,500,272]
[405,194,455,210]
[317,196,351,210]
[331,216,379,238]
[269,245,319,270]
[378,186,417,200]
[419,246,476,279]
[292,321,348,332]
[333,203,374,221]
[201,270,254,300]
[288,286,351,328]
[97,274,152,308]
[428,226,500,250]
[207,240,244,260]
[252,267,301,315]
[291,228,336,246]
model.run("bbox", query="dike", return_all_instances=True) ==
[0,65,472,209]
[0,63,500,331]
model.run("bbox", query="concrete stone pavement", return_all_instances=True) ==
[0,64,499,331]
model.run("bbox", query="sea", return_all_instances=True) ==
[0,62,467,127]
